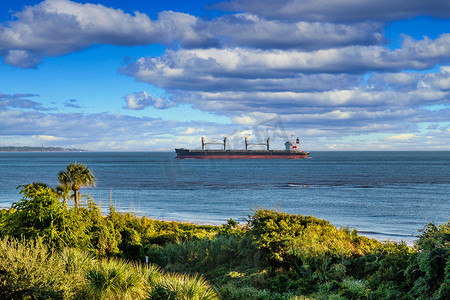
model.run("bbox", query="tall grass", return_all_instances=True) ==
[86,258,147,300]
[0,237,75,299]
[141,263,163,288]
[149,273,218,300]
[0,235,220,300]
[59,247,96,275]
[147,234,258,274]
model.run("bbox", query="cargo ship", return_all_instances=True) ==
[175,137,309,159]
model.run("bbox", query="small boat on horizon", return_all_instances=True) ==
[175,136,309,159]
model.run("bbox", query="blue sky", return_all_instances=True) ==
[0,0,449,151]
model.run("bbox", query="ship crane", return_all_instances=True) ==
[245,137,270,150]
[201,136,227,150]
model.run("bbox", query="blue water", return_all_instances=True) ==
[0,151,449,245]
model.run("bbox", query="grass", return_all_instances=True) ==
[0,237,76,299]
[149,273,218,300]
[86,258,147,300]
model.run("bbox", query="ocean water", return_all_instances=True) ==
[0,151,449,244]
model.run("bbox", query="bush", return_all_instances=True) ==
[86,258,147,300]
[247,208,378,269]
[407,221,450,299]
[247,208,331,264]
[148,273,218,300]
[219,284,272,300]
[0,237,76,299]
[0,185,91,250]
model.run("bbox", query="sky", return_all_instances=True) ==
[0,0,450,151]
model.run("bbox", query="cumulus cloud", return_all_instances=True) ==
[1,0,449,150]
[212,0,450,22]
[3,50,42,68]
[3,0,441,71]
[122,34,450,89]
[123,91,176,110]
[0,0,216,68]
[181,88,448,112]
[207,13,385,49]
[120,34,450,119]
[369,66,450,92]
[120,31,450,148]
[0,0,394,69]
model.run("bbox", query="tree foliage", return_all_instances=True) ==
[1,183,91,249]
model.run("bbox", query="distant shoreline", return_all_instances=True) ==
[0,146,86,152]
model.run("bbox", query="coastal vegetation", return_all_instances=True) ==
[0,163,448,299]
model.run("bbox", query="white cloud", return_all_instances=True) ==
[212,0,450,22]
[3,0,448,70]
[124,35,450,88]
[207,13,384,49]
[3,50,42,68]
[369,66,450,92]
[122,41,450,119]
[385,134,416,141]
[1,103,448,150]
[178,127,206,135]
[31,135,66,141]
[1,0,450,150]
[0,0,216,68]
[123,91,176,110]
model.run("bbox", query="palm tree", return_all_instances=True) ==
[58,162,95,209]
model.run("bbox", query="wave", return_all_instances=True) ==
[358,231,414,238]
[286,183,309,188]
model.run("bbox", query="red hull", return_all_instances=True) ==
[176,154,309,159]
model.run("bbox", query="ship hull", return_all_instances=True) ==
[175,149,309,159]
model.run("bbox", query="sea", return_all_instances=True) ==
[0,151,449,245]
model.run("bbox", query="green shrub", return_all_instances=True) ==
[247,208,379,268]
[435,258,450,299]
[141,263,163,289]
[247,208,331,264]
[407,221,450,299]
[339,278,368,298]
[0,185,91,250]
[148,273,218,300]
[0,237,76,299]
[219,283,272,300]
[146,234,254,274]
[86,258,147,300]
